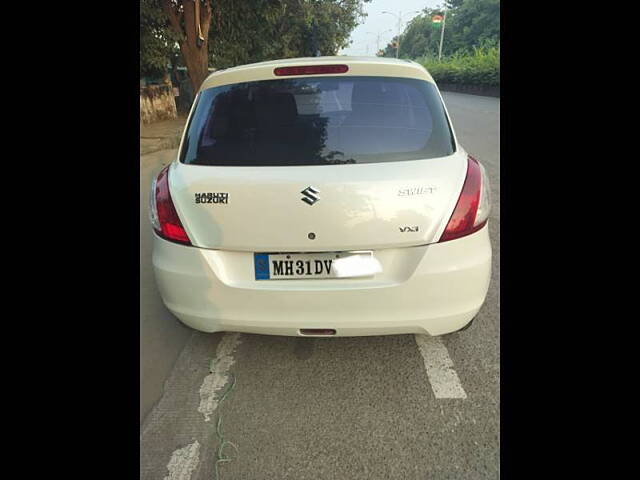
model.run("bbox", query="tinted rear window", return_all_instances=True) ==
[180,76,455,166]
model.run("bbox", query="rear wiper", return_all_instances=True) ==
[320,150,355,164]
[322,157,356,165]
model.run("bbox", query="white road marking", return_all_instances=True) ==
[198,333,241,422]
[164,440,200,480]
[414,334,467,399]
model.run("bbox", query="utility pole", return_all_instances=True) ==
[438,7,447,61]
[382,10,421,59]
[396,13,402,58]
[367,29,392,56]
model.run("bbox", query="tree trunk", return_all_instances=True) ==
[161,0,213,93]
[179,40,208,93]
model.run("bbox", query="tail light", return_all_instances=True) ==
[149,165,191,245]
[274,65,349,76]
[439,155,491,242]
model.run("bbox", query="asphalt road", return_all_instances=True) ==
[140,92,500,479]
[140,149,192,423]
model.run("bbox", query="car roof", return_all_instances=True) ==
[199,56,435,92]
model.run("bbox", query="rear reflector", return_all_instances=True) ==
[274,65,349,76]
[439,155,487,243]
[150,166,191,245]
[299,329,337,336]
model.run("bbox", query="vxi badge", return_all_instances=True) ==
[301,186,320,205]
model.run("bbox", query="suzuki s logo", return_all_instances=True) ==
[301,186,320,205]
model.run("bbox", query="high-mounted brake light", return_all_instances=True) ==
[274,65,349,76]
[149,166,191,245]
[439,155,491,243]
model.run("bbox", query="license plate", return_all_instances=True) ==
[254,251,378,280]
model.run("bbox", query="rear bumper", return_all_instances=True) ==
[151,225,492,336]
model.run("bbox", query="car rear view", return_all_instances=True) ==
[150,56,491,337]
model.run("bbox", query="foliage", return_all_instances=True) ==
[376,0,499,85]
[442,0,500,55]
[140,0,180,79]
[379,0,499,59]
[140,0,371,81]
[378,35,399,59]
[207,0,370,70]
[397,7,445,59]
[418,45,500,86]
[161,0,215,92]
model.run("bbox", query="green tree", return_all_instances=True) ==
[144,1,370,92]
[397,8,444,59]
[207,0,370,70]
[377,7,445,59]
[377,1,499,60]
[378,36,398,58]
[140,0,179,79]
[161,0,214,93]
[442,0,500,55]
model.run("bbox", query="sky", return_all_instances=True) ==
[339,0,443,56]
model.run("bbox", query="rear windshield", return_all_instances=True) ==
[180,76,455,166]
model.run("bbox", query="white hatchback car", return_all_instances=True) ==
[150,56,491,337]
